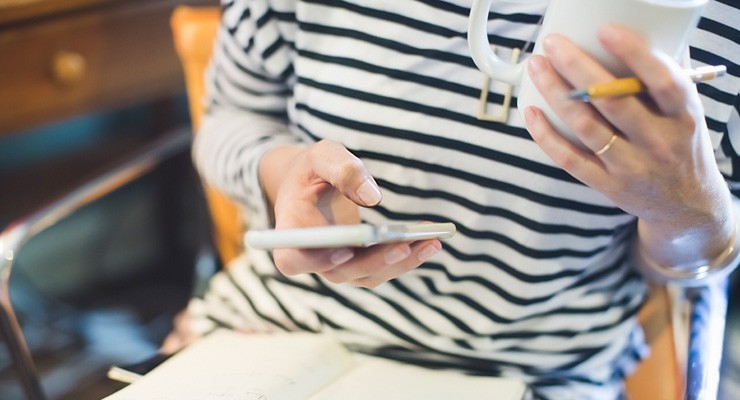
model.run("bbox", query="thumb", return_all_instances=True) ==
[309,139,382,207]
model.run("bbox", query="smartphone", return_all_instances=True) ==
[245,222,456,249]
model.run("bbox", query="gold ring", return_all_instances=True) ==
[594,134,618,156]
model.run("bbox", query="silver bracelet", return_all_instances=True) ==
[631,224,740,286]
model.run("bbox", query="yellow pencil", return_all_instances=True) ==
[567,65,727,102]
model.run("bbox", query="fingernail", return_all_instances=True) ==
[417,243,441,262]
[527,55,545,74]
[357,178,382,206]
[542,34,565,54]
[330,248,354,266]
[523,106,539,128]
[542,35,556,53]
[600,24,620,45]
[384,245,411,265]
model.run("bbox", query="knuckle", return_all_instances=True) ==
[620,158,649,182]
[272,251,300,276]
[556,48,580,72]
[313,138,338,152]
[354,276,382,289]
[571,114,600,136]
[596,97,623,116]
[320,271,346,284]
[558,152,581,171]
[681,113,700,136]
[652,75,683,100]
[274,262,298,276]
[334,158,365,182]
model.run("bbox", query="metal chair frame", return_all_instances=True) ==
[0,131,190,400]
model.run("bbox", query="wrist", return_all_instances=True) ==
[631,222,740,286]
[631,198,740,286]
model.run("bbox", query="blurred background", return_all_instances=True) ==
[0,1,738,400]
[0,0,218,398]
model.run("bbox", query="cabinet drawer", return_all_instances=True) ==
[0,0,192,135]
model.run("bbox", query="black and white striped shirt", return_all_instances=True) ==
[190,1,739,398]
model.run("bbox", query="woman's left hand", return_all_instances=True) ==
[523,24,734,263]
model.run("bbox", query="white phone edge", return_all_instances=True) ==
[245,222,456,249]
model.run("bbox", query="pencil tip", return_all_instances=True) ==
[565,89,590,102]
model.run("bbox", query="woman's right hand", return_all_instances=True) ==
[259,139,442,288]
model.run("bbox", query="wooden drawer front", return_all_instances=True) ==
[0,1,198,135]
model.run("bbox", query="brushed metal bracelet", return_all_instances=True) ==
[631,224,740,286]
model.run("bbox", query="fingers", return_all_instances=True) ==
[524,24,713,224]
[526,52,619,156]
[341,240,443,288]
[597,24,693,117]
[271,139,377,230]
[523,105,612,188]
[272,246,355,276]
[309,140,382,207]
[270,140,438,288]
[534,34,652,148]
[273,239,443,289]
[530,26,699,155]
[596,24,703,146]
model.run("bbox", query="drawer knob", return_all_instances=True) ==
[51,50,87,85]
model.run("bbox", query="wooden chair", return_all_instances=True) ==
[170,6,244,266]
[169,6,728,400]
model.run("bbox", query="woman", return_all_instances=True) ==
[179,1,739,398]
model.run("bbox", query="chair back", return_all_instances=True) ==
[171,6,244,265]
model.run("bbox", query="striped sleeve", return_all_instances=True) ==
[192,0,300,229]
[183,1,739,398]
[693,0,740,187]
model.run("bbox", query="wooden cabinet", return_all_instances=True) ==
[0,0,218,220]
[0,2,219,398]
[0,0,215,136]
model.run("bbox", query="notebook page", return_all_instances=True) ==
[309,354,527,400]
[104,330,355,400]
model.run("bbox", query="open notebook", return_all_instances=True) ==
[104,329,528,400]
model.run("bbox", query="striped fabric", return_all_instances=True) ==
[189,1,740,398]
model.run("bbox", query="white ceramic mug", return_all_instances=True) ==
[468,0,708,148]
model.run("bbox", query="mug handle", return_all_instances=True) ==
[468,0,529,85]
